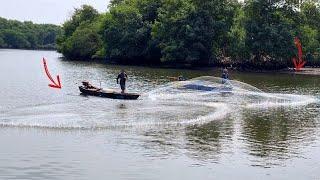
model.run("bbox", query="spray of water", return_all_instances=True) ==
[0,76,317,129]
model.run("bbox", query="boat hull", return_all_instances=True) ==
[79,86,140,100]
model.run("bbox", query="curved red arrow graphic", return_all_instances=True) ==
[43,58,62,89]
[292,37,306,71]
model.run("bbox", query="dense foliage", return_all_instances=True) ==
[56,5,104,59]
[57,0,320,69]
[0,17,62,50]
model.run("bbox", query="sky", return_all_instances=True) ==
[0,0,110,25]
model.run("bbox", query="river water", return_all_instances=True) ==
[0,49,320,180]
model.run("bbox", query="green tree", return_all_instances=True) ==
[109,0,125,7]
[1,30,30,49]
[62,5,99,37]
[60,27,102,59]
[103,0,161,63]
[152,0,196,64]
[0,36,6,48]
[57,5,103,59]
[153,0,236,65]
[244,0,296,69]
[0,17,61,50]
[299,1,320,53]
[299,25,319,54]
[227,3,248,63]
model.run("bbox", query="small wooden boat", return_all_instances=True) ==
[79,86,140,100]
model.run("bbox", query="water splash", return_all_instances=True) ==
[0,76,317,129]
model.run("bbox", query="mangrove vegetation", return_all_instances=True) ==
[58,1,320,69]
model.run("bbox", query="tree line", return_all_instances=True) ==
[57,0,320,69]
[0,17,62,50]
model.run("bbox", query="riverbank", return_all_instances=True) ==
[5,48,320,77]
[75,57,320,76]
[238,67,320,76]
[283,68,320,76]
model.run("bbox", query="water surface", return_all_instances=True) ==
[0,49,320,179]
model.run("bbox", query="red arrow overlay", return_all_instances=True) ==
[43,58,62,89]
[292,37,306,71]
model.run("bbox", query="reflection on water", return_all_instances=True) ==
[241,105,320,167]
[1,49,320,179]
[185,119,234,163]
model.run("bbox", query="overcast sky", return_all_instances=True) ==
[0,0,110,25]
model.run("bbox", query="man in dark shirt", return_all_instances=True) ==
[221,68,229,84]
[117,69,128,93]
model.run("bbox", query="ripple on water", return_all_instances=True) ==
[0,76,318,130]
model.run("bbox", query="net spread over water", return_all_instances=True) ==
[0,76,317,129]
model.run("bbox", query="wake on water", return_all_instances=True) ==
[0,76,318,129]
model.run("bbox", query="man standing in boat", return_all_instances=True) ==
[117,69,128,93]
[221,68,229,84]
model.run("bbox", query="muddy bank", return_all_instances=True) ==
[281,68,320,76]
